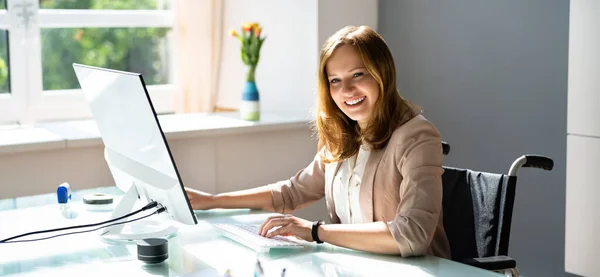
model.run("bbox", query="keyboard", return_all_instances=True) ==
[213,223,304,252]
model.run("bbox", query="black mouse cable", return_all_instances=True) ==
[0,201,159,243]
[1,206,167,243]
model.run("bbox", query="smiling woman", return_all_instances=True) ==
[326,44,379,130]
[315,26,420,161]
[185,25,450,258]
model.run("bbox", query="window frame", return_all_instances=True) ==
[0,6,28,124]
[0,0,177,125]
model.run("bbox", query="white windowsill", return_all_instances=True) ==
[0,112,312,155]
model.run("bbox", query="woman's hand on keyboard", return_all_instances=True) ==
[259,215,313,242]
[185,187,215,210]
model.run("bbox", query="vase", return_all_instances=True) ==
[240,66,260,121]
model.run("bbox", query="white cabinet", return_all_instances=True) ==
[565,135,600,276]
[566,1,600,275]
[567,0,600,138]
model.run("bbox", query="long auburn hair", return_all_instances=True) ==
[314,26,419,163]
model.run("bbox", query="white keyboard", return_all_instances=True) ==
[213,223,304,252]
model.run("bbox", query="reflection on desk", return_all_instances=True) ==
[0,187,502,277]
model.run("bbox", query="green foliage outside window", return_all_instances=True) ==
[0,32,7,93]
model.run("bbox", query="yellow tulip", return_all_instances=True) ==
[229,29,238,37]
[242,23,252,32]
[254,26,262,37]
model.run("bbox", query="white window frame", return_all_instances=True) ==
[0,5,28,124]
[0,0,177,125]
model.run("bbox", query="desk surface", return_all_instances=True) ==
[0,188,501,277]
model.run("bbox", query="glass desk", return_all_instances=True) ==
[0,187,502,277]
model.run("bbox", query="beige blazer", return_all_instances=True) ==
[268,114,451,259]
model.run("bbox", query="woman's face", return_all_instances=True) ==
[326,44,379,129]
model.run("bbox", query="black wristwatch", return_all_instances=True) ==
[312,220,325,244]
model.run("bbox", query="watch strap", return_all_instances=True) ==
[312,220,324,244]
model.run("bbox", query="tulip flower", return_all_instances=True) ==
[254,26,261,37]
[242,22,252,33]
[229,22,266,82]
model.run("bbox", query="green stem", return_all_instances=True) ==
[245,65,256,82]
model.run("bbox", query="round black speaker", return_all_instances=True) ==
[137,238,168,264]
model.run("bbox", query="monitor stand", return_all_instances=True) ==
[101,185,178,242]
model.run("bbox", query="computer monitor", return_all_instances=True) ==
[73,63,197,241]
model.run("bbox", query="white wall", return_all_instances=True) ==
[217,0,319,114]
[0,126,325,220]
[0,128,315,197]
[565,1,600,276]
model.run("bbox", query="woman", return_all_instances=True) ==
[185,25,451,258]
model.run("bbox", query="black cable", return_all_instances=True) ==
[0,201,159,243]
[1,207,167,243]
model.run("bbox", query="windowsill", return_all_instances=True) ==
[0,111,312,155]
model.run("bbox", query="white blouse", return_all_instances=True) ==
[332,146,370,224]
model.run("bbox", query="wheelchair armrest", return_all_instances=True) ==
[442,141,450,155]
[509,154,554,176]
[523,155,554,171]
[462,255,516,271]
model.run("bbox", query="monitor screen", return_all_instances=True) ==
[73,63,197,230]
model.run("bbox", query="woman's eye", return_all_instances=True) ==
[353,72,364,78]
[330,79,340,84]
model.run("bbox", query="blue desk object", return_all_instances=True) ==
[0,187,502,277]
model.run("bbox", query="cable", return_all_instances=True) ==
[0,201,159,243]
[1,207,167,243]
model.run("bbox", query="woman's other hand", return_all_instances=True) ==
[259,214,314,242]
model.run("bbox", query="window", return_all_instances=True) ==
[0,0,176,125]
